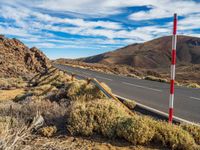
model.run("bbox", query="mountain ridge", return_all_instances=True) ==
[82,35,200,69]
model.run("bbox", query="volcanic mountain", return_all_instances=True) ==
[0,35,51,78]
[82,35,200,69]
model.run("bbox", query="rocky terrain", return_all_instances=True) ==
[0,35,51,79]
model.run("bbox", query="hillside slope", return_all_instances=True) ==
[0,35,51,78]
[83,35,200,69]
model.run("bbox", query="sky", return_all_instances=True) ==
[0,0,200,59]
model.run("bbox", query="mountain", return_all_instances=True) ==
[82,35,200,69]
[0,35,51,78]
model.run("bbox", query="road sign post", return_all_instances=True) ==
[169,13,177,123]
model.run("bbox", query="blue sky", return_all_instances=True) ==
[0,0,200,59]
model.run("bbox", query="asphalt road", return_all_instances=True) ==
[55,64,200,123]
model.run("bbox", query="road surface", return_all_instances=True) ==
[55,64,200,123]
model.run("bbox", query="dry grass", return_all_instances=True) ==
[40,126,57,137]
[0,77,27,90]
[0,89,25,101]
[30,67,71,87]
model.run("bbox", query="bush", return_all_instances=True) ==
[181,123,200,145]
[117,116,155,145]
[31,84,58,96]
[66,80,111,100]
[153,122,196,150]
[121,99,136,109]
[31,68,71,87]
[67,99,130,138]
[67,96,198,150]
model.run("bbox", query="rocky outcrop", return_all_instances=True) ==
[0,35,51,78]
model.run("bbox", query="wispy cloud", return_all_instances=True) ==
[0,0,199,58]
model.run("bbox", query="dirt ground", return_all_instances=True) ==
[28,134,164,150]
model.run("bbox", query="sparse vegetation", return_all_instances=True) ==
[0,77,27,90]
[55,60,200,88]
[144,76,168,83]
[0,66,200,149]
[186,83,200,88]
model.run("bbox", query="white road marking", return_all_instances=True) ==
[95,75,112,81]
[190,97,200,101]
[122,82,162,92]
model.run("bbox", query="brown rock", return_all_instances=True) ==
[0,35,51,79]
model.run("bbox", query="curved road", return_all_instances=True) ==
[55,64,200,123]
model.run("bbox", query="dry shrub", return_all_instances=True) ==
[66,80,110,99]
[31,84,58,96]
[66,96,198,150]
[144,76,168,83]
[31,67,71,87]
[0,113,45,150]
[117,116,155,145]
[0,77,27,89]
[152,121,196,150]
[181,123,200,145]
[67,99,130,138]
[42,70,70,86]
[127,74,142,79]
[40,126,57,137]
[186,83,200,88]
[121,99,136,109]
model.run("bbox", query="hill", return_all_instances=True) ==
[0,35,51,78]
[82,35,200,69]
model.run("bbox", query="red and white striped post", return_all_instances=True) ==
[169,13,177,123]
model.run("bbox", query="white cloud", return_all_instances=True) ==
[0,0,200,56]
[129,0,200,20]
